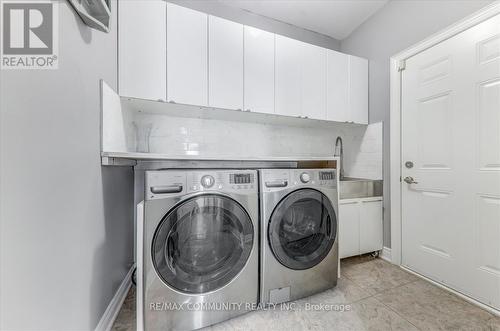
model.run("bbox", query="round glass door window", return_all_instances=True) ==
[152,194,254,294]
[268,189,337,270]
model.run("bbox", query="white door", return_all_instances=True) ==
[402,14,500,310]
[166,3,208,106]
[301,44,327,120]
[275,35,302,117]
[349,56,369,124]
[244,26,275,114]
[209,16,244,110]
[327,50,349,122]
[118,0,166,101]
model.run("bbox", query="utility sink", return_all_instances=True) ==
[339,177,383,200]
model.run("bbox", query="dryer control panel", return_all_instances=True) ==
[261,168,337,192]
[146,170,257,200]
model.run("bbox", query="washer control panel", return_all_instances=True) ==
[188,171,256,193]
[146,170,257,200]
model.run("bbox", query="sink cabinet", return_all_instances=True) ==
[339,197,383,259]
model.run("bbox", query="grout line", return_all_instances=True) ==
[340,259,422,298]
[368,278,422,297]
[341,260,424,329]
[341,274,423,330]
[372,295,423,330]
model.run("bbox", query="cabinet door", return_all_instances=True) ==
[339,201,360,259]
[327,50,349,122]
[359,200,383,254]
[167,3,208,106]
[349,55,369,124]
[119,0,166,101]
[301,44,327,120]
[244,26,275,114]
[275,35,302,117]
[208,16,244,110]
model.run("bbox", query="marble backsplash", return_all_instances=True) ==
[129,111,382,179]
[102,91,383,179]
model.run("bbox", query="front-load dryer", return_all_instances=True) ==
[259,168,339,304]
[138,170,259,331]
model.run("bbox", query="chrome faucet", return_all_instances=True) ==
[334,136,344,180]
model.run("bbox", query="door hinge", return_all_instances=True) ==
[398,60,406,72]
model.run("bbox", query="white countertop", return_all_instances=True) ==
[101,151,339,165]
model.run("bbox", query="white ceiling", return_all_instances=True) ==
[218,0,389,40]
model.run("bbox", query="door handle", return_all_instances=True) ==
[403,176,419,184]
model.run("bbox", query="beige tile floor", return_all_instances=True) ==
[112,256,500,331]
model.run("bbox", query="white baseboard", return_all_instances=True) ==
[401,266,500,317]
[380,246,392,262]
[95,265,135,331]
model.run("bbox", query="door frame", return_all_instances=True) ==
[389,2,500,266]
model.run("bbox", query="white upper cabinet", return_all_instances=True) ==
[118,0,166,101]
[326,50,349,122]
[301,43,327,120]
[167,3,208,106]
[209,16,244,110]
[275,35,302,117]
[349,55,369,124]
[119,4,368,124]
[244,26,275,114]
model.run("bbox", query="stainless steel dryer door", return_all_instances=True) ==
[268,188,337,270]
[152,194,254,294]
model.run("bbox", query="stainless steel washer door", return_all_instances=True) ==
[152,194,254,294]
[268,189,337,270]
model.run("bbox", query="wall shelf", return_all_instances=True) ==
[101,151,338,166]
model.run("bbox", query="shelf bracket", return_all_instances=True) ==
[101,156,137,167]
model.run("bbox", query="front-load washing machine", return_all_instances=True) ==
[259,168,339,304]
[137,169,259,331]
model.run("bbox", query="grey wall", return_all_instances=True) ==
[340,0,495,247]
[168,0,341,51]
[0,1,134,330]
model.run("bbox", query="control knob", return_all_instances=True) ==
[200,175,215,188]
[300,172,311,183]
